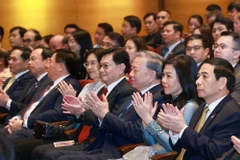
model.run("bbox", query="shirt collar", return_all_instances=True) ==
[15,70,29,79]
[37,72,48,81]
[106,76,125,96]
[52,74,70,88]
[206,94,228,117]
[140,83,160,95]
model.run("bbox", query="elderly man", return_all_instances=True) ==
[41,50,164,160]
[49,35,69,51]
[158,58,240,160]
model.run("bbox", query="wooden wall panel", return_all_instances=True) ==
[0,0,159,50]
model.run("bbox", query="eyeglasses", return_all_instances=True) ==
[99,63,110,70]
[185,46,203,52]
[83,60,98,67]
[212,43,239,51]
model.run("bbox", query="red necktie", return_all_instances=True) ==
[78,125,91,142]
[99,87,108,101]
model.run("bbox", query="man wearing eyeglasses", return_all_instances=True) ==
[213,31,240,102]
[185,34,210,67]
[23,29,42,50]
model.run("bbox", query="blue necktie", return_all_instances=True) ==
[163,47,169,58]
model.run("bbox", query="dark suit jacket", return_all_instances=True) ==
[81,78,135,128]
[172,95,240,160]
[159,41,185,59]
[2,71,35,101]
[17,75,82,129]
[8,75,50,117]
[85,84,164,159]
[232,63,240,102]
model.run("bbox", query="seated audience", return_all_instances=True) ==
[23,29,42,50]
[193,25,214,58]
[159,21,185,59]
[211,15,233,42]
[101,32,125,49]
[49,35,69,52]
[9,26,27,49]
[205,4,221,25]
[0,49,81,141]
[121,15,141,40]
[124,36,147,64]
[186,14,203,37]
[233,12,240,33]
[130,54,199,157]
[94,22,113,48]
[64,24,81,39]
[156,10,172,32]
[68,30,93,79]
[213,32,240,102]
[158,58,240,159]
[14,48,105,160]
[39,35,54,48]
[228,1,240,21]
[185,34,209,67]
[143,12,162,48]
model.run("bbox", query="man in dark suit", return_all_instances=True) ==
[159,21,185,59]
[213,32,240,102]
[0,49,82,141]
[15,47,135,160]
[2,46,35,102]
[0,47,52,121]
[143,12,163,48]
[42,50,164,160]
[158,58,240,160]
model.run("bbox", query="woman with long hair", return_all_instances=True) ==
[132,55,199,155]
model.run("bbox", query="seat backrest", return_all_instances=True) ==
[79,79,93,87]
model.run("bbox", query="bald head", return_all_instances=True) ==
[49,35,68,51]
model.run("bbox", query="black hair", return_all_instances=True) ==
[98,23,113,34]
[163,21,183,35]
[124,15,142,34]
[201,58,235,92]
[10,26,27,38]
[106,32,125,47]
[101,47,130,74]
[163,55,199,108]
[144,12,157,21]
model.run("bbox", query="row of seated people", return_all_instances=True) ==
[0,41,239,160]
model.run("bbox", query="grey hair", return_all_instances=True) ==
[136,50,163,79]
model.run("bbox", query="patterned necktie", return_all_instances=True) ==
[3,76,16,92]
[176,106,209,160]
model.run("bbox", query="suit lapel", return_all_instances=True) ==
[234,63,240,76]
[200,95,232,133]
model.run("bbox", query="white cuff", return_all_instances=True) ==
[6,99,12,110]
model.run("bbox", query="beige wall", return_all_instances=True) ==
[0,0,234,50]
[0,0,159,50]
